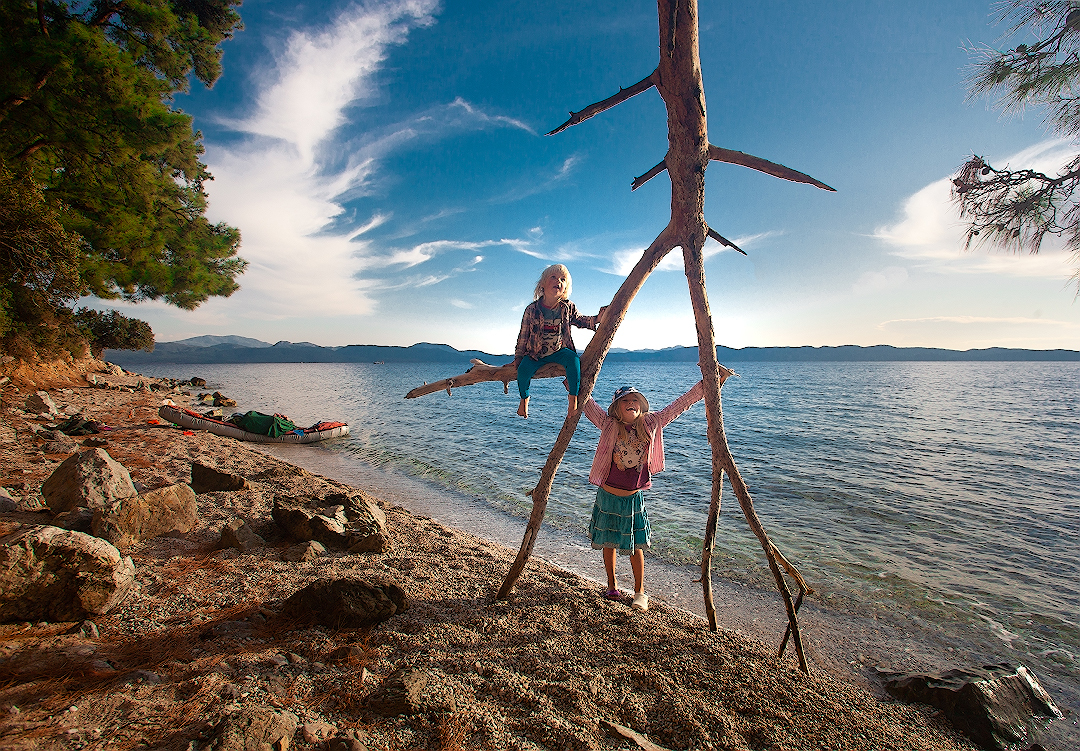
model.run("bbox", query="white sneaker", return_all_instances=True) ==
[631,592,649,611]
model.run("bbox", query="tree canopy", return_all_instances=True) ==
[0,0,246,354]
[953,1,1080,288]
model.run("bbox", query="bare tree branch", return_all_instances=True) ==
[631,159,668,191]
[547,69,659,136]
[709,145,835,191]
[600,720,674,751]
[706,226,747,255]
[404,361,565,399]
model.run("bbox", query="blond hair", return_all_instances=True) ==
[616,417,650,448]
[533,264,572,301]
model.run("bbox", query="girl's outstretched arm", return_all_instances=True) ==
[653,380,705,428]
[582,394,609,429]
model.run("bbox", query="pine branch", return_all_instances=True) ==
[952,154,1080,255]
[547,69,659,135]
[708,145,835,191]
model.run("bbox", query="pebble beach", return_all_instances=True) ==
[0,358,985,751]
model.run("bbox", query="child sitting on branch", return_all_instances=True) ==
[513,264,605,418]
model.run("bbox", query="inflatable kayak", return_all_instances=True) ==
[158,405,349,444]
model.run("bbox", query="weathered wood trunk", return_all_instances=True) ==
[409,0,831,674]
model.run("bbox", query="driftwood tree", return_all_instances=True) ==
[407,0,833,672]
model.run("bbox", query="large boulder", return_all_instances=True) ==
[0,525,135,622]
[272,498,349,547]
[191,461,247,494]
[92,483,197,550]
[337,491,388,553]
[41,448,137,514]
[273,494,387,553]
[279,577,407,628]
[882,664,1063,751]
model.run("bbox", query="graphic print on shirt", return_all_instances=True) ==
[538,308,563,357]
[613,429,648,471]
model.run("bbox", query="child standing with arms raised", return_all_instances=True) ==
[584,380,704,610]
[513,264,605,418]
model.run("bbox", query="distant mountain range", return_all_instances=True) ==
[104,336,1080,365]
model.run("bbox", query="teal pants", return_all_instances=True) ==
[517,347,581,399]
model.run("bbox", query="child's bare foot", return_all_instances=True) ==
[567,394,578,415]
[517,398,529,418]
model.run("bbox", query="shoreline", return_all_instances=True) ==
[252,441,1044,698]
[0,365,1027,749]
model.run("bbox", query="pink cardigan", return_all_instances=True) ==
[582,381,704,487]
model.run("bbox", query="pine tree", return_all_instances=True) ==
[0,0,246,350]
[954,1,1080,288]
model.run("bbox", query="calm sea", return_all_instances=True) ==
[135,360,1079,746]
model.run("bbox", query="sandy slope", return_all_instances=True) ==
[0,359,978,751]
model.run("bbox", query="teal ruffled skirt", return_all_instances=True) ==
[589,487,651,554]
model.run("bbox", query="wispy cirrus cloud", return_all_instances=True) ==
[200,0,537,321]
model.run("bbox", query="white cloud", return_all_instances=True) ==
[239,0,438,164]
[873,140,1079,279]
[876,315,1079,347]
[852,266,908,295]
[198,1,541,321]
[449,299,473,309]
[490,155,581,204]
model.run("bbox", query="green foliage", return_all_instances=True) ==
[956,1,1080,288]
[74,307,154,357]
[0,0,247,341]
[0,156,83,344]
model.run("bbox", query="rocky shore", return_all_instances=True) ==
[0,358,983,751]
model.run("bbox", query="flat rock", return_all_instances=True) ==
[882,663,1063,751]
[366,667,455,716]
[0,525,135,622]
[25,391,58,416]
[210,707,298,751]
[92,483,197,550]
[279,577,407,628]
[282,540,325,563]
[41,448,137,514]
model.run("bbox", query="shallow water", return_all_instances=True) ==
[138,360,1080,748]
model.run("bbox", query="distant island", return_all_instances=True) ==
[105,336,1080,365]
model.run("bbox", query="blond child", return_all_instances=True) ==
[583,381,704,610]
[513,264,604,418]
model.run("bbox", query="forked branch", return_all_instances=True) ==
[547,69,659,135]
[709,145,836,191]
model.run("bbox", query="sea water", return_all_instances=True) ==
[135,360,1079,747]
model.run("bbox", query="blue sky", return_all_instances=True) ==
[91,0,1080,352]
